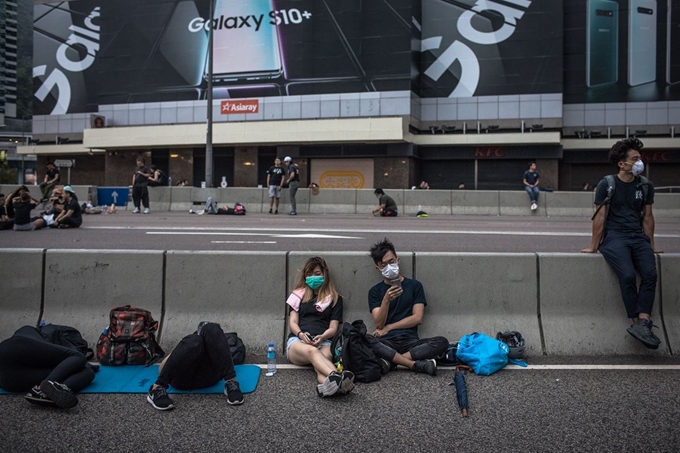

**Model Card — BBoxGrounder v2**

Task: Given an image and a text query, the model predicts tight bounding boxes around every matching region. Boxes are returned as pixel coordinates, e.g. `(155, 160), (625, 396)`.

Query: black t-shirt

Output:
(595, 175), (655, 233)
(523, 170), (539, 185)
(133, 166), (151, 186)
(0, 205), (6, 220)
(63, 198), (83, 224)
(368, 278), (426, 340)
(288, 164), (300, 182)
(288, 295), (343, 338)
(46, 167), (60, 181)
(267, 166), (285, 186)
(13, 201), (37, 225)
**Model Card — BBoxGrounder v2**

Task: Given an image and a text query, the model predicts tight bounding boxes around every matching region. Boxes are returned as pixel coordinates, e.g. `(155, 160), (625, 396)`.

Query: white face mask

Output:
(632, 160), (644, 176)
(380, 263), (400, 280)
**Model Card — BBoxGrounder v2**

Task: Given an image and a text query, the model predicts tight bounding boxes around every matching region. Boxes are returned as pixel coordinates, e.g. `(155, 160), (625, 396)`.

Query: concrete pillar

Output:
(234, 146), (258, 187)
(536, 158), (559, 190)
(105, 150), (150, 186)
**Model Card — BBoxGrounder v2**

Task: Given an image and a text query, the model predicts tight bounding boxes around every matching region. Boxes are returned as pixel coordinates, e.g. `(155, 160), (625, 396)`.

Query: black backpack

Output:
(40, 323), (95, 360)
(225, 332), (246, 365)
(331, 320), (382, 383)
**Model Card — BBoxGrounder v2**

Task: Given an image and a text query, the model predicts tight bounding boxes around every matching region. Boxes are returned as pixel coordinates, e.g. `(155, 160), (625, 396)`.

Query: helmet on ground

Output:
(496, 331), (525, 359)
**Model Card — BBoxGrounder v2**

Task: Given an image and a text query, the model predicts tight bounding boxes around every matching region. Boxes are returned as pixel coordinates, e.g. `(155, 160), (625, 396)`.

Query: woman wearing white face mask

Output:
(286, 256), (354, 398)
(582, 138), (662, 350)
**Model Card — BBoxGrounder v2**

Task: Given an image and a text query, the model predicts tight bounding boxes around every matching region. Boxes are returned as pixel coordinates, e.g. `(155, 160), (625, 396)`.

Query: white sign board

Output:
(53, 159), (74, 168)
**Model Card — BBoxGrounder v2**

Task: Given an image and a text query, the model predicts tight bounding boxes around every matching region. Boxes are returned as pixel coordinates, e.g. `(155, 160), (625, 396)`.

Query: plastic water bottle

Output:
(40, 320), (46, 327)
(103, 326), (109, 335)
(168, 176), (172, 187)
(418, 204), (423, 211)
(266, 342), (277, 376)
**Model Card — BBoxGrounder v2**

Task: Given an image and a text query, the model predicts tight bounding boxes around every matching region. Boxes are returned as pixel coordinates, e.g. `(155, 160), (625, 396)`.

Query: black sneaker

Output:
(414, 359), (438, 376)
(196, 321), (210, 335)
(316, 372), (342, 397)
(339, 370), (355, 395)
(379, 358), (398, 375)
(274, 210), (278, 214)
(40, 380), (78, 409)
(627, 319), (661, 349)
(268, 208), (273, 214)
(147, 385), (175, 411)
(25, 385), (56, 407)
(224, 379), (244, 405)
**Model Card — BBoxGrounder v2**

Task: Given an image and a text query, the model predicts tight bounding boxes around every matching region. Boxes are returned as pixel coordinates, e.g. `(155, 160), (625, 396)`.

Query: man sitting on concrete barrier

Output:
(147, 322), (244, 411)
(367, 238), (448, 375)
(581, 138), (662, 349)
(523, 161), (540, 211)
(372, 188), (398, 217)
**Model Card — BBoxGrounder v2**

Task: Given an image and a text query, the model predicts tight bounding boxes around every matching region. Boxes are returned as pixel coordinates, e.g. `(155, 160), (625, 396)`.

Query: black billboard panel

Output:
(564, 0), (680, 103)
(418, 0), (564, 98)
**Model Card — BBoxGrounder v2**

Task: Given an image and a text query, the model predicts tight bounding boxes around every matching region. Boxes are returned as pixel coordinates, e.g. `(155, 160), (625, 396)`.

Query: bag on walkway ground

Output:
(456, 332), (526, 376)
(331, 320), (382, 383)
(96, 305), (165, 366)
(225, 332), (246, 365)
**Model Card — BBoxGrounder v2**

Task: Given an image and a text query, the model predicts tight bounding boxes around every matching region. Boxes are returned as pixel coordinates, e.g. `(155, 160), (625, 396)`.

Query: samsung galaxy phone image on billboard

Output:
(586, 0), (618, 87)
(628, 0), (657, 86)
(207, 0), (282, 83)
(668, 0), (680, 84)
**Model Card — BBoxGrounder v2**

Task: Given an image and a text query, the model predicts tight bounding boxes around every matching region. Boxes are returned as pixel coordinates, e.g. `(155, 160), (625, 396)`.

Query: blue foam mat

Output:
(0, 364), (261, 395)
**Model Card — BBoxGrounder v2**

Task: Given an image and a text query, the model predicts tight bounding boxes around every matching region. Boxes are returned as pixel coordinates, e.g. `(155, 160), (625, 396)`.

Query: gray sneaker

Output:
(414, 359), (437, 376)
(317, 372), (342, 397)
(338, 370), (355, 395)
(627, 318), (661, 349)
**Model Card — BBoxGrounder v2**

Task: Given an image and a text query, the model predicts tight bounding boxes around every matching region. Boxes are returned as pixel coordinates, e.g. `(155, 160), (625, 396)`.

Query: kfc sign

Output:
(221, 100), (259, 114)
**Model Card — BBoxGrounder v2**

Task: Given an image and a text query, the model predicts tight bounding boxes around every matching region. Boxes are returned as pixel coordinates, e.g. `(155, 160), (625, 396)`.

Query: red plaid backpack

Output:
(96, 305), (165, 366)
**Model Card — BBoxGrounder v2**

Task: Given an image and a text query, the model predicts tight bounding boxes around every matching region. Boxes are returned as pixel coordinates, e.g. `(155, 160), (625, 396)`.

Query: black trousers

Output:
(368, 334), (448, 362)
(59, 217), (82, 228)
(0, 326), (95, 393)
(132, 185), (149, 209)
(156, 323), (236, 390)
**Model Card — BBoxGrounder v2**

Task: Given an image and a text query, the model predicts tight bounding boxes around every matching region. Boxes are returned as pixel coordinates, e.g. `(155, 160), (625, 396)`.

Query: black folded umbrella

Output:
(451, 370), (469, 417)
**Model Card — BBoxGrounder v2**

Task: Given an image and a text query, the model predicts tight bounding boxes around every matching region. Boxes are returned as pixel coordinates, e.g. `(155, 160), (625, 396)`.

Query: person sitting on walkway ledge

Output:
(581, 137), (662, 350)
(367, 238), (448, 375)
(372, 188), (398, 217)
(286, 256), (354, 398)
(147, 322), (244, 411)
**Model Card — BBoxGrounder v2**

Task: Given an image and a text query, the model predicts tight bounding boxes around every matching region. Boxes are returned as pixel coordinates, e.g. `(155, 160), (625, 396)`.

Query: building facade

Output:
(20, 0), (680, 190)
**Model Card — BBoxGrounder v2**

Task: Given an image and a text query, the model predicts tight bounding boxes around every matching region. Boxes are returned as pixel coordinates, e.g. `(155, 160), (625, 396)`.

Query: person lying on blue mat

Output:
(147, 322), (244, 411)
(0, 325), (95, 409)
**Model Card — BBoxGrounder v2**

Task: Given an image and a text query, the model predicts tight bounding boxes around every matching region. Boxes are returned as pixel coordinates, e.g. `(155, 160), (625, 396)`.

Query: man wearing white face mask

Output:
(366, 238), (448, 376)
(582, 138), (662, 349)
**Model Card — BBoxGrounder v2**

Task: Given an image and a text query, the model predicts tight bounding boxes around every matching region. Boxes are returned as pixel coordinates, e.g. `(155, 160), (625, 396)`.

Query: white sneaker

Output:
(143, 208), (150, 214)
(132, 208), (140, 214)
(531, 203), (537, 211)
(197, 209), (205, 215)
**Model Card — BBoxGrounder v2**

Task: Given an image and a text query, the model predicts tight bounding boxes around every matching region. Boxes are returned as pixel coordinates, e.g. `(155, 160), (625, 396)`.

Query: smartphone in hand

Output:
(305, 333), (314, 342)
(390, 278), (402, 288)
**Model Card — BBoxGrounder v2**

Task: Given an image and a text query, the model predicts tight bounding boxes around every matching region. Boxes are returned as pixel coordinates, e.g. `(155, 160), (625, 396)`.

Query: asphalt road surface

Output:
(1, 365), (679, 453)
(2, 212), (680, 253)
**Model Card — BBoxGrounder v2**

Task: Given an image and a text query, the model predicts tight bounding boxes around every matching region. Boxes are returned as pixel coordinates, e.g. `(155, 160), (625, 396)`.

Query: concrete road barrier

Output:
(147, 186), (172, 211)
(0, 249), (43, 340)
(41, 249), (165, 348)
(287, 252), (414, 334)
(404, 190), (451, 215)
(659, 254), (680, 355)
(163, 251), (287, 353)
(545, 191), (595, 217)
(415, 253), (542, 355)
(308, 189), (356, 214)
(451, 190), (500, 215)
(653, 193), (680, 219)
(169, 187), (192, 211)
(500, 191), (547, 216)
(538, 253), (667, 355)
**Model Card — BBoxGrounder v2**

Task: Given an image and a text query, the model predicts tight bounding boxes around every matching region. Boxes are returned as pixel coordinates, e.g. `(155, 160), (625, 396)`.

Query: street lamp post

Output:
(205, 0), (214, 188)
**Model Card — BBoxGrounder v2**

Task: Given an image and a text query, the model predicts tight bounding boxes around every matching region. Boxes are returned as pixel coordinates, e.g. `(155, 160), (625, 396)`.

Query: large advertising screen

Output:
(564, 0), (680, 103)
(33, 0), (565, 116)
(418, 0), (563, 98)
(33, 0), (413, 114)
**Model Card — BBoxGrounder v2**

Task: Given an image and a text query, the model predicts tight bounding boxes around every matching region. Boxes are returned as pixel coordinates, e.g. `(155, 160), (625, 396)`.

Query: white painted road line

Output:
(259, 364), (680, 370)
(87, 226), (680, 238)
(211, 241), (277, 244)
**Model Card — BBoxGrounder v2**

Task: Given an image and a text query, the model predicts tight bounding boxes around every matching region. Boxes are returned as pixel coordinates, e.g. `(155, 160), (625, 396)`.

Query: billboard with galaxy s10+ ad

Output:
(33, 0), (564, 115)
